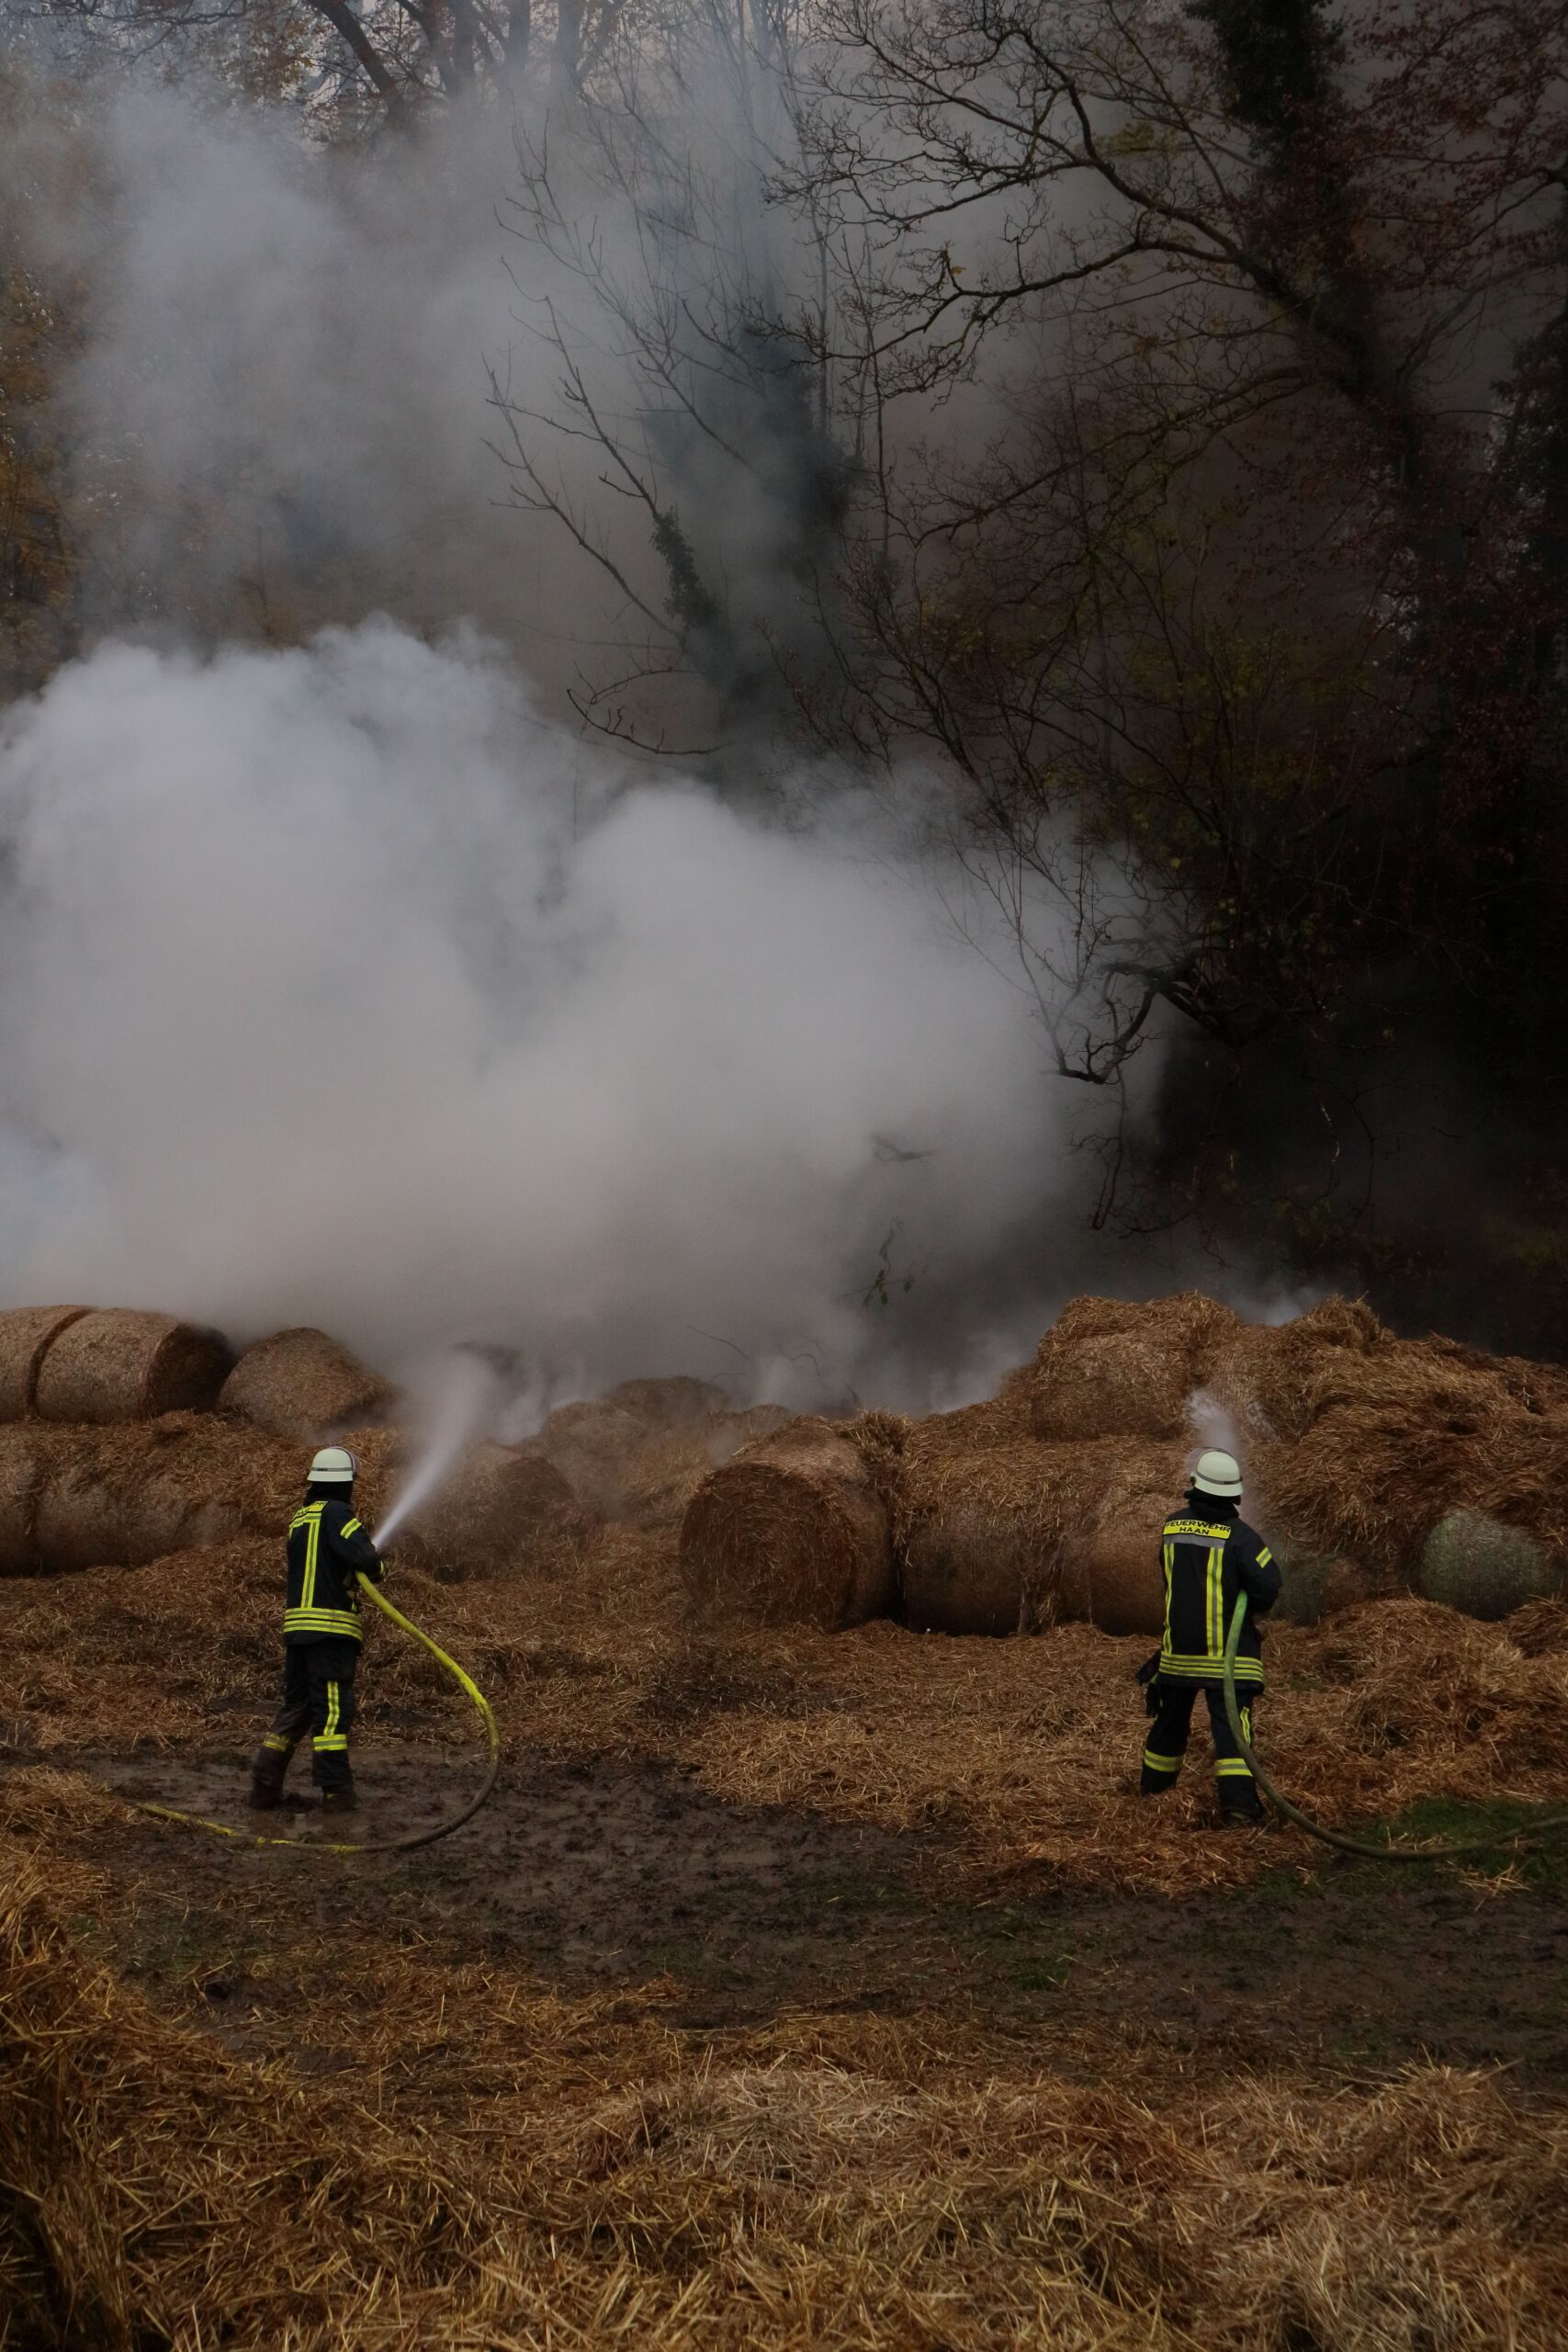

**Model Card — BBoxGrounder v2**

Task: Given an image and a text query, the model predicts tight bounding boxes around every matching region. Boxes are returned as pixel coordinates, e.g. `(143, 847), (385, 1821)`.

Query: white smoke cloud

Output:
(8, 82), (629, 682)
(0, 73), (1293, 1408)
(0, 619), (1116, 1406)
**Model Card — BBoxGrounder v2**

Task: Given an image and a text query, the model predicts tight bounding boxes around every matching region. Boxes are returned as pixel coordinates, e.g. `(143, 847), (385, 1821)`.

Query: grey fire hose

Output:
(1221, 1597), (1568, 1861)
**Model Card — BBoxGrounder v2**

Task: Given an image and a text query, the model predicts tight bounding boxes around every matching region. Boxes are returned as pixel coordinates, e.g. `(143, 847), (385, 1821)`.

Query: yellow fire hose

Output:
(111, 1574), (501, 1858)
(1221, 1597), (1568, 1861)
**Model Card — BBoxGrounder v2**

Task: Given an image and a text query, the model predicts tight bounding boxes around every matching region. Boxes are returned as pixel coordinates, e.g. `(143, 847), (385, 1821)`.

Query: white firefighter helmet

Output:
(1191, 1448), (1243, 1498)
(308, 1445), (358, 1486)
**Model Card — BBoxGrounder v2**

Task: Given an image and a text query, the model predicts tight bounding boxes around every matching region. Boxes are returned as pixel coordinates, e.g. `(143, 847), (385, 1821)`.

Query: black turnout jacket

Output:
(284, 1496), (384, 1645)
(1156, 1506), (1281, 1690)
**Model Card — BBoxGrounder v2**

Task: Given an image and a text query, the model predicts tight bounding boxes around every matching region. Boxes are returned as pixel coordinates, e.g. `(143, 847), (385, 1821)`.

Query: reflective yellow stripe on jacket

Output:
(284, 1504), (364, 1643)
(1159, 1517), (1259, 1680)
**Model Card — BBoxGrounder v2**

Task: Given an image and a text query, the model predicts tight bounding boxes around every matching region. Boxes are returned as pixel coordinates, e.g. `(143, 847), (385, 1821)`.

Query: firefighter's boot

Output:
(248, 1744), (288, 1810)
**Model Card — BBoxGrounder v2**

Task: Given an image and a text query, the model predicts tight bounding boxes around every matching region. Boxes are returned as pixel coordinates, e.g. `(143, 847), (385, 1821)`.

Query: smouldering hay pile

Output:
(671, 1600), (1568, 1894)
(3, 1848), (1567, 2351)
(1211, 1299), (1568, 1586)
(1005, 1291), (1568, 1612)
(0, 1414), (594, 1586)
(4, 1337), (1568, 2346)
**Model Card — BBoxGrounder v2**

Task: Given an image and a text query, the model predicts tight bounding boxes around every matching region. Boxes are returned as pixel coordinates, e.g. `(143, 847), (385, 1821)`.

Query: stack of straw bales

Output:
(680, 1416), (895, 1629)
(536, 1400), (653, 1516)
(891, 1292), (1568, 1636)
(0, 1413), (592, 1582)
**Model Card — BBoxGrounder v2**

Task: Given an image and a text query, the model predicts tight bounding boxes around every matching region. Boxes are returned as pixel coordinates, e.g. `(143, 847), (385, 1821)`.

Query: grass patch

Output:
(1362, 1795), (1568, 1887)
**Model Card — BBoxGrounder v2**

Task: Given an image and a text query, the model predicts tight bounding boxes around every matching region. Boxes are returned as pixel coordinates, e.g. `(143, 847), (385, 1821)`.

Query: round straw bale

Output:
(1205, 1296), (1391, 1441)
(679, 1417), (894, 1630)
(34, 1310), (234, 1424)
(27, 1419), (287, 1572)
(219, 1327), (392, 1442)
(1417, 1509), (1561, 1621)
(898, 1442), (1067, 1634)
(1252, 1538), (1378, 1623)
(1266, 1539), (1338, 1625)
(389, 1442), (596, 1582)
(1030, 1294), (1241, 1442)
(536, 1382), (774, 1520)
(0, 1430), (40, 1573)
(32, 1456), (218, 1571)
(1055, 1441), (1190, 1635)
(1058, 1524), (1165, 1636)
(602, 1375), (729, 1429)
(0, 1306), (87, 1421)
(619, 1405), (796, 1529)
(535, 1399), (649, 1516)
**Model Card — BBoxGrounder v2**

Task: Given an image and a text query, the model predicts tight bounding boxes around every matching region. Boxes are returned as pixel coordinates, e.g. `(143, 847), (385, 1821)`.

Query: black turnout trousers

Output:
(254, 1635), (360, 1794)
(1140, 1680), (1260, 1815)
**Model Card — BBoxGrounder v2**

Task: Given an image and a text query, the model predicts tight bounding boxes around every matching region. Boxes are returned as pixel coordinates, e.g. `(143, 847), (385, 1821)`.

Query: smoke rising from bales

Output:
(0, 620), (1123, 1405)
(0, 74), (1315, 1401)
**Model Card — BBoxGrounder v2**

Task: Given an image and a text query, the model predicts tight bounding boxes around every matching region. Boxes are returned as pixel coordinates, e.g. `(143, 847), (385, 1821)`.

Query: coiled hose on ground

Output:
(1221, 1596), (1568, 1861)
(112, 1572), (501, 1857)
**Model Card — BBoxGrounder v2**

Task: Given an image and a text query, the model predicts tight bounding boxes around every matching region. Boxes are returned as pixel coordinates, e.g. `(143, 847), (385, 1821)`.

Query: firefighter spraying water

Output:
(249, 1446), (384, 1815)
(103, 1398), (504, 1857)
(247, 1361), (497, 1816)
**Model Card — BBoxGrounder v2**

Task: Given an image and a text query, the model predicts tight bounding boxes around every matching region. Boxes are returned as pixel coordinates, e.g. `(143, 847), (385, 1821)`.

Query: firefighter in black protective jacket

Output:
(1138, 1448), (1282, 1825)
(249, 1445), (385, 1814)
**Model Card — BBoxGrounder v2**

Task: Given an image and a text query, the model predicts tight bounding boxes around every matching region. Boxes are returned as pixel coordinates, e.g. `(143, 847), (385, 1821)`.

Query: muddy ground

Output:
(62, 1743), (1568, 2097)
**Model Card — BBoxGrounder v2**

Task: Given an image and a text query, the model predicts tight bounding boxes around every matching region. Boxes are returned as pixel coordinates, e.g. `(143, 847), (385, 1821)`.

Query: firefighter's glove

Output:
(1134, 1649), (1163, 1718)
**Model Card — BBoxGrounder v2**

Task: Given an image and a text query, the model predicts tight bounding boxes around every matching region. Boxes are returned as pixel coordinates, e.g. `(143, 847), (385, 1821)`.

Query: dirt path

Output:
(66, 1741), (1568, 2095)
